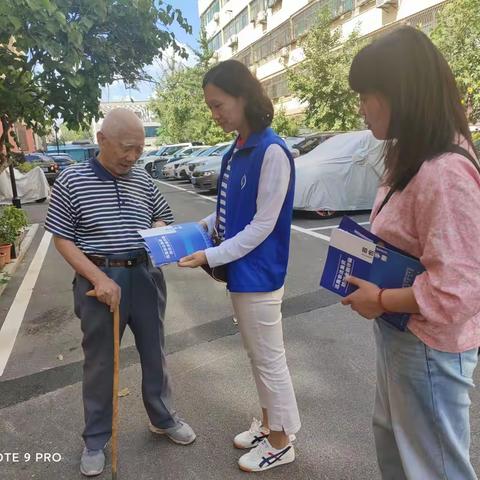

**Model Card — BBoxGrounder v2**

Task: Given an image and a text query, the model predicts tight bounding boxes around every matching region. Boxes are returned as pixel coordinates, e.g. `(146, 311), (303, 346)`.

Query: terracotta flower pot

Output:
(0, 252), (6, 271)
(0, 243), (12, 264)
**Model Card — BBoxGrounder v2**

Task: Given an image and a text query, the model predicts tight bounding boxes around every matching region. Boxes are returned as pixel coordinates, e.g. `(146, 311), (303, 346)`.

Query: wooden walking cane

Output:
(87, 290), (120, 480)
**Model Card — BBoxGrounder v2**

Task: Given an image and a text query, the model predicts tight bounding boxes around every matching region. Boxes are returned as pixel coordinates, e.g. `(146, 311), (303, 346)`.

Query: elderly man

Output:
(45, 108), (195, 477)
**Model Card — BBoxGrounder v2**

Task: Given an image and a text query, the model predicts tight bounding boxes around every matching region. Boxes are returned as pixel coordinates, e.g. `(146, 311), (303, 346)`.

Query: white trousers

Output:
(230, 287), (301, 435)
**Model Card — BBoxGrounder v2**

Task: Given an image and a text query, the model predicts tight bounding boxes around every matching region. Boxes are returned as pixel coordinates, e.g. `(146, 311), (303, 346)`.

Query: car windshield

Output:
(163, 145), (185, 155)
(191, 147), (210, 157)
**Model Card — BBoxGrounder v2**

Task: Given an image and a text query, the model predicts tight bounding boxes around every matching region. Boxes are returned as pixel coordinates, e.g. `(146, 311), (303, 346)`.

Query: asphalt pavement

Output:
(1, 179), (479, 480)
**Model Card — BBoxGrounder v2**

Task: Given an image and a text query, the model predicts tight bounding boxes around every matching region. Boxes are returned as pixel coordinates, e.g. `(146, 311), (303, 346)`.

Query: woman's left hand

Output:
(178, 251), (207, 268)
(341, 276), (384, 320)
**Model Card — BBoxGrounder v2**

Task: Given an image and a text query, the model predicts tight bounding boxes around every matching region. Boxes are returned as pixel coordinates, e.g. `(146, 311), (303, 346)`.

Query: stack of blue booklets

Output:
(320, 217), (425, 330)
(138, 222), (213, 266)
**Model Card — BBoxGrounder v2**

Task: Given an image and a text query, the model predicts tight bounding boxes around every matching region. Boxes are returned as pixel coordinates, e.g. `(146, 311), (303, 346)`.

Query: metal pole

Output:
(8, 163), (21, 209)
(54, 125), (60, 154)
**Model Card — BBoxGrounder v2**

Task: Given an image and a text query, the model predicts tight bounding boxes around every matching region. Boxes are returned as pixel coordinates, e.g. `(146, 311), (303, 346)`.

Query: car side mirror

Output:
(291, 148), (300, 159)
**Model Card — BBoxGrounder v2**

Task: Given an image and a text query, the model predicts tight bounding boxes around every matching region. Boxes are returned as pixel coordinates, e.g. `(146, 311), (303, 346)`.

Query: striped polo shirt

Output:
(45, 157), (173, 254)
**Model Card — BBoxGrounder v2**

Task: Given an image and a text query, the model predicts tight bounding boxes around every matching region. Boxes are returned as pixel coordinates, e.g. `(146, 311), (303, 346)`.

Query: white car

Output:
(161, 145), (209, 179)
(294, 130), (385, 215)
(175, 144), (231, 179)
(187, 143), (232, 179)
(173, 146), (213, 179)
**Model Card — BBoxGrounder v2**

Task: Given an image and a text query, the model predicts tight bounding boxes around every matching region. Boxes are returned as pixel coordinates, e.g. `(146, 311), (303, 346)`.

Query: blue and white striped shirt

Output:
(45, 158), (173, 254)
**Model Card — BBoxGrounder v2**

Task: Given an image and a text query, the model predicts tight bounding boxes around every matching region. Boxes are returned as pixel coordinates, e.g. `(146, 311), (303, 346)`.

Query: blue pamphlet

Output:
(138, 222), (213, 266)
(320, 217), (425, 330)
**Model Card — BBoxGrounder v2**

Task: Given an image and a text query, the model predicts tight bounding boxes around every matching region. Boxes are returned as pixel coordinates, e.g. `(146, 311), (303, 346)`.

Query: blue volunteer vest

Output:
(217, 127), (295, 292)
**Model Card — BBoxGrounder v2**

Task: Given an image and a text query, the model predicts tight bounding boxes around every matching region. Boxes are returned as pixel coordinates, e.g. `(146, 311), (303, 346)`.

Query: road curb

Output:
(0, 223), (39, 298)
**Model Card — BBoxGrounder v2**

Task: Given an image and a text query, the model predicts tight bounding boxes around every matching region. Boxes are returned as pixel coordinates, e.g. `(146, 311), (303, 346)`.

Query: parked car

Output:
(24, 153), (59, 184)
(137, 145), (191, 177)
(474, 138), (480, 154)
(187, 143), (232, 179)
(292, 132), (339, 156)
(0, 166), (50, 204)
(161, 145), (208, 179)
(175, 143), (230, 180)
(47, 153), (76, 171)
(294, 130), (385, 216)
(191, 155), (224, 192)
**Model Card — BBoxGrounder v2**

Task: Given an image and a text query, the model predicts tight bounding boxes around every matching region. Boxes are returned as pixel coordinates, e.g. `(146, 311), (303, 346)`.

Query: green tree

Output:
(59, 125), (93, 143)
(287, 9), (364, 131)
(151, 29), (232, 145)
(430, 0), (480, 123)
(271, 107), (301, 137)
(0, 0), (190, 169)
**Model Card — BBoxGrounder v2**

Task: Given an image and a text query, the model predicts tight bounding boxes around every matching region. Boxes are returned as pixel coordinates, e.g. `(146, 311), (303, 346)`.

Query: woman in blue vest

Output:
(179, 59), (301, 472)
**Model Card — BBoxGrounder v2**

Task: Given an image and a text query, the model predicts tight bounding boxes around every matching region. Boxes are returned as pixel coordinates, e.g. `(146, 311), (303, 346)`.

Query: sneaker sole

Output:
(238, 455), (295, 473)
(80, 466), (104, 477)
(149, 425), (196, 445)
(238, 450), (295, 473)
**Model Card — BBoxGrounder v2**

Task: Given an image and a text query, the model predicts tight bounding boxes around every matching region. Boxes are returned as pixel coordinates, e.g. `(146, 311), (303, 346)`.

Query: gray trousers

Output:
(73, 256), (176, 450)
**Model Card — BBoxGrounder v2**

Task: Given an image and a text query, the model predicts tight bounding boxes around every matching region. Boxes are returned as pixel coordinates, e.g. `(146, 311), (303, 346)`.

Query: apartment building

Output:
(198, 0), (449, 115)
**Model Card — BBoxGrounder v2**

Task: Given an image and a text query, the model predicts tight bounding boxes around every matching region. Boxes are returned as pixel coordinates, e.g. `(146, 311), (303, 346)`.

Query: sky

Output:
(101, 0), (201, 102)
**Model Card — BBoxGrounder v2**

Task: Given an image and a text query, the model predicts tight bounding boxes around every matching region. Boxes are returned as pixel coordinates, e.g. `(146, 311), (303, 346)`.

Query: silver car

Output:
(191, 155), (224, 192)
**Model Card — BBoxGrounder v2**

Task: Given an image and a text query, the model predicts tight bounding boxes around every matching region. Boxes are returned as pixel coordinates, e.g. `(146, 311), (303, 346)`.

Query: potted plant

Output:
(0, 206), (28, 262)
(0, 251), (6, 271)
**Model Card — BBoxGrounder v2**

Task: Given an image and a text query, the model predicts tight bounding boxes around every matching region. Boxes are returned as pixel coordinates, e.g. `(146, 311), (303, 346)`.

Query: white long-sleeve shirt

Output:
(202, 144), (291, 268)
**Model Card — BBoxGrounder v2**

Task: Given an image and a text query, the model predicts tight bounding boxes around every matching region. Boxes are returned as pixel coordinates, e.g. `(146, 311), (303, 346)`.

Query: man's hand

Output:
(178, 251), (208, 268)
(153, 220), (167, 228)
(91, 274), (121, 312)
(341, 276), (383, 320)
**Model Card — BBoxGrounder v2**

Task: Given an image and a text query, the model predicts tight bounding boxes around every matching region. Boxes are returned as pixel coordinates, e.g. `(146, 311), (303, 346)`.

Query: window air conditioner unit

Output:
(257, 10), (267, 24)
(228, 35), (238, 47)
(376, 0), (398, 8)
(280, 46), (289, 60)
(267, 0), (279, 8)
(213, 12), (220, 23)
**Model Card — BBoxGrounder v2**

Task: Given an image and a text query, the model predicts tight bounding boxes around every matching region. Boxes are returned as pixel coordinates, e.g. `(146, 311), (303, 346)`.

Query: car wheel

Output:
(315, 210), (336, 218)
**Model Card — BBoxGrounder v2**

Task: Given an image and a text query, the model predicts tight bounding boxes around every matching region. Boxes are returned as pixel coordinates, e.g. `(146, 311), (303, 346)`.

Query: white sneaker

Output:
(234, 418), (269, 449)
(238, 438), (295, 472)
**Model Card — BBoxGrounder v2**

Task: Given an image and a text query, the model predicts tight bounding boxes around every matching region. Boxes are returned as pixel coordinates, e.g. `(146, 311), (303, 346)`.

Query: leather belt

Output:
(86, 252), (148, 268)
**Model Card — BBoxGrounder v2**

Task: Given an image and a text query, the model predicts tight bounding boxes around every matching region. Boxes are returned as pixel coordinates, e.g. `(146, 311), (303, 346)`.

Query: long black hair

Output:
(349, 26), (473, 191)
(202, 60), (274, 133)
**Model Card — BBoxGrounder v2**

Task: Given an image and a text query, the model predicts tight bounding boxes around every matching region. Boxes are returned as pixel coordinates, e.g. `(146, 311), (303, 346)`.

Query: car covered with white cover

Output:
(294, 130), (385, 213)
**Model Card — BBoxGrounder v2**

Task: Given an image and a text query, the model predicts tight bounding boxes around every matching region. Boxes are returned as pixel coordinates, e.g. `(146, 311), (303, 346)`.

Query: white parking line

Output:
(309, 221), (370, 231)
(0, 231), (52, 376)
(155, 179), (335, 243)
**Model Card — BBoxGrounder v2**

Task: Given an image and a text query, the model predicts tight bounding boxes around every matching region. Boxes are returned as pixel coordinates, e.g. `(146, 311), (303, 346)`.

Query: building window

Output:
(144, 126), (159, 138)
(292, 2), (322, 40)
(252, 21), (291, 63)
(223, 7), (249, 42)
(201, 0), (220, 28)
(262, 73), (290, 101)
(329, 0), (354, 19)
(249, 0), (268, 20)
(208, 31), (223, 52)
(234, 49), (252, 67)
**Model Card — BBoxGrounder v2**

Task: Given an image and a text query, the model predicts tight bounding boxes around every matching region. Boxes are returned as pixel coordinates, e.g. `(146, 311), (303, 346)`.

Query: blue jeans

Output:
(373, 318), (478, 480)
